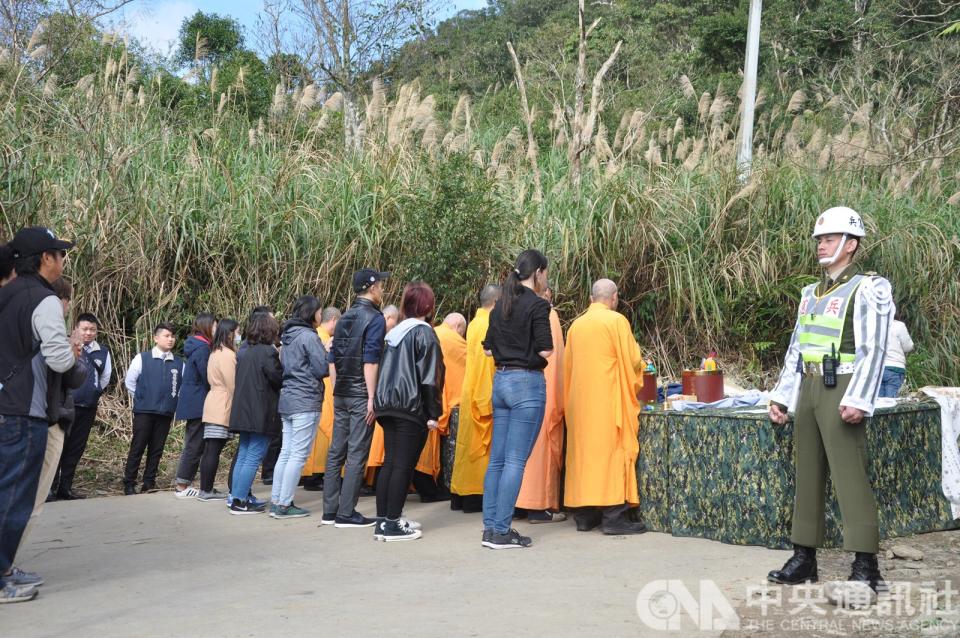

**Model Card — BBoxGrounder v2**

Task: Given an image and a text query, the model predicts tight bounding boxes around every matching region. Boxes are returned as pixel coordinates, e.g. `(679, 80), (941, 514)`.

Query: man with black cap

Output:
(0, 227), (79, 603)
(323, 268), (390, 528)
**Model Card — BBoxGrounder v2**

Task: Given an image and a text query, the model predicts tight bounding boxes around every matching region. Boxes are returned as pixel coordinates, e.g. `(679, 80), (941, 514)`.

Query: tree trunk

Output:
(569, 0), (588, 190)
(854, 0), (871, 52)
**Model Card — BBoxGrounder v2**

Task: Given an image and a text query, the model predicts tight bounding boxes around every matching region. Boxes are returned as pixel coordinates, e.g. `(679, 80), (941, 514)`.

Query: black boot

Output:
(768, 544), (818, 584)
(574, 508), (602, 532)
(849, 552), (886, 595)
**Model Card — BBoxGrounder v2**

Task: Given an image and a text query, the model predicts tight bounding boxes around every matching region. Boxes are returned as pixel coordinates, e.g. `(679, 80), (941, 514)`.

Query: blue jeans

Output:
(0, 416), (48, 577)
(271, 411), (320, 506)
(878, 367), (906, 398)
(230, 432), (272, 503)
(482, 370), (546, 534)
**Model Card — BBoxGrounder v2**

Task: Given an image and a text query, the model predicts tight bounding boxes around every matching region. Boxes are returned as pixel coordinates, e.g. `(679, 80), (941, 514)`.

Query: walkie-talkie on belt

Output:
(822, 343), (838, 388)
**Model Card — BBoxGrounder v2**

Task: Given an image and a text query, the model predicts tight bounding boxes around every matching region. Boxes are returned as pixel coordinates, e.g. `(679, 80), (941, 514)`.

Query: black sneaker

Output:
(141, 483), (158, 493)
(229, 499), (266, 515)
(377, 518), (421, 542)
(484, 528), (532, 549)
(334, 511), (376, 528)
(481, 528), (494, 547)
(320, 513), (337, 526)
(123, 484), (137, 496)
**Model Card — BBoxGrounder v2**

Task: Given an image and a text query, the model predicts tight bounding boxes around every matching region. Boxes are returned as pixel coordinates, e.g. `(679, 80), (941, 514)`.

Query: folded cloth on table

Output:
(669, 391), (769, 412)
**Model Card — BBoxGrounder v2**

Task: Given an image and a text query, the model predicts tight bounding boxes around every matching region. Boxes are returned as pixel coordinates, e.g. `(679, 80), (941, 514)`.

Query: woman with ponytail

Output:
(480, 249), (554, 550)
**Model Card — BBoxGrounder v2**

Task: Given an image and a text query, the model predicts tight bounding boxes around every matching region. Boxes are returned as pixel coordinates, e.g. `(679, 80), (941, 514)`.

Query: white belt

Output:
(803, 361), (855, 376)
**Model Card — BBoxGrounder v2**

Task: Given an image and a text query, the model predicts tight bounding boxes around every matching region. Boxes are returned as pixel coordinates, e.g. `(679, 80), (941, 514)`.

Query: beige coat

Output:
(202, 347), (236, 427)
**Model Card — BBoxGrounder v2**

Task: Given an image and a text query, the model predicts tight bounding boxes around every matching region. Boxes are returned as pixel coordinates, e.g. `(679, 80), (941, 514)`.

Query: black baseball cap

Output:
(352, 268), (390, 293)
(9, 226), (74, 259)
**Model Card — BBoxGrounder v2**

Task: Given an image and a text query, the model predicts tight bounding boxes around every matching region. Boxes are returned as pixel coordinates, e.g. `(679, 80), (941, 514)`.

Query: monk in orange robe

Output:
(301, 307), (340, 490)
(563, 279), (647, 535)
(412, 313), (467, 501)
(450, 285), (500, 513)
(516, 294), (566, 522)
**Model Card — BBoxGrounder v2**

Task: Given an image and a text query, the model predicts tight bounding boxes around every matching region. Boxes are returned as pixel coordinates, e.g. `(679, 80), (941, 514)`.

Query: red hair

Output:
(400, 281), (436, 321)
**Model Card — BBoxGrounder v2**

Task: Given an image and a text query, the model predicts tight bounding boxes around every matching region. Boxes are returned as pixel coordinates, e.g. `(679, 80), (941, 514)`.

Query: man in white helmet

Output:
(766, 206), (894, 607)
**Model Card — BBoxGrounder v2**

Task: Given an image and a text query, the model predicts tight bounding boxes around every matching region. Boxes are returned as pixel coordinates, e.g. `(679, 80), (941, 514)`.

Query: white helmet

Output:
(811, 206), (866, 238)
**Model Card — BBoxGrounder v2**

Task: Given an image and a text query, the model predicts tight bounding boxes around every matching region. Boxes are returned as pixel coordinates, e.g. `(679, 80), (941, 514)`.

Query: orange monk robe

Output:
(301, 326), (335, 476)
(449, 307), (495, 496)
(563, 303), (645, 508)
(416, 323), (467, 478)
(516, 308), (565, 510)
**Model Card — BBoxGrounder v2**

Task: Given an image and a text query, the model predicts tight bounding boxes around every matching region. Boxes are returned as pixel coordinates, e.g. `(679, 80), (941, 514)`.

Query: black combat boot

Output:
(767, 544), (818, 584)
(848, 552), (887, 595)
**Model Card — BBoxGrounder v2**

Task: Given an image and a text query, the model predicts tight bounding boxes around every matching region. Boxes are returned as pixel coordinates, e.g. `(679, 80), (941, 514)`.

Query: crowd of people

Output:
(0, 207), (912, 607)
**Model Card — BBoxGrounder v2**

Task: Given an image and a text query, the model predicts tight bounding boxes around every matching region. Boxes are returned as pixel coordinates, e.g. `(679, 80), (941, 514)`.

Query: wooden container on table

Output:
(693, 370), (724, 403)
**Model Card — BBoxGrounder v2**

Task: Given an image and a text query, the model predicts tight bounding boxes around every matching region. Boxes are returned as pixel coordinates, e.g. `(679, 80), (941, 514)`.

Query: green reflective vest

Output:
(797, 274), (864, 364)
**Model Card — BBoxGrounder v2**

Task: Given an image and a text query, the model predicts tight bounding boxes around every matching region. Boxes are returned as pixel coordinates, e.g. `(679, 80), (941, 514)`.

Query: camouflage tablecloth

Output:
(637, 399), (959, 549)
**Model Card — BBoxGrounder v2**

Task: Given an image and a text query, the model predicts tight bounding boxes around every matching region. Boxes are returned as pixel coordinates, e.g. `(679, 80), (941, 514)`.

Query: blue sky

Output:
(110, 0), (488, 57)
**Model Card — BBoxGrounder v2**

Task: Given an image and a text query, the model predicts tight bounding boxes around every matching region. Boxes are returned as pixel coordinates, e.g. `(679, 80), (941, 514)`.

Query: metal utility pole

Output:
(737, 0), (762, 183)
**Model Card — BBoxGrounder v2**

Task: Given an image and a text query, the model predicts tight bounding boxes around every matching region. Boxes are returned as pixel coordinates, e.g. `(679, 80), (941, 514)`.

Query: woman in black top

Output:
(373, 282), (445, 541)
(480, 249), (554, 549)
(227, 313), (283, 515)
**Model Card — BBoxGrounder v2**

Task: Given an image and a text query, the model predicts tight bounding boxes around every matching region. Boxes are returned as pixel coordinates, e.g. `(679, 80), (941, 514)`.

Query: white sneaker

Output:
(175, 486), (200, 499)
(400, 518), (421, 531)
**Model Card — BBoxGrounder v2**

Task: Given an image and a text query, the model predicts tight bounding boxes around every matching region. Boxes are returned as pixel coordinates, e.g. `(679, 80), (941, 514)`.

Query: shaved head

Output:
(443, 312), (467, 338)
(383, 304), (400, 330)
(480, 284), (501, 309)
(591, 279), (618, 309)
(320, 307), (341, 324)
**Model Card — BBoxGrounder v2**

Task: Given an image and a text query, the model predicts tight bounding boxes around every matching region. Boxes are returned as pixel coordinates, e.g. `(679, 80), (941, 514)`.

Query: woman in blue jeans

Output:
(270, 295), (329, 519)
(480, 249), (554, 549)
(227, 313), (283, 515)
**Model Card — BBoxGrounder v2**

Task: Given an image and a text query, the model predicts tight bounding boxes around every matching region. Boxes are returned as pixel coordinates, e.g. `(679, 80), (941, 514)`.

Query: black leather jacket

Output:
(374, 324), (444, 423)
(333, 298), (383, 397)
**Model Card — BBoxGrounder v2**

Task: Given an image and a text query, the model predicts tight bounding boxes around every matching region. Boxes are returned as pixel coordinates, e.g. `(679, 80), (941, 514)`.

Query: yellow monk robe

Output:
(563, 303), (644, 507)
(516, 308), (565, 510)
(449, 307), (496, 496)
(301, 326), (335, 476)
(416, 323), (467, 478)
(364, 423), (385, 485)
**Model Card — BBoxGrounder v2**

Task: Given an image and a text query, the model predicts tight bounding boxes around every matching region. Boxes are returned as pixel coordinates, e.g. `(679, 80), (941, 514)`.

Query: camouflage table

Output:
(637, 399), (958, 549)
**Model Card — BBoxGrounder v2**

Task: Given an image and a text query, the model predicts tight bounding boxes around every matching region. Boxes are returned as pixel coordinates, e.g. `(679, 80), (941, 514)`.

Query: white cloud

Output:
(112, 0), (198, 56)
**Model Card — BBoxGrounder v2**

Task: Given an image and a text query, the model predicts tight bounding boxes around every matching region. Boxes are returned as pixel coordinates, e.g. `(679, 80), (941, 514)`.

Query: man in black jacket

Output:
(323, 268), (389, 528)
(0, 227), (77, 604)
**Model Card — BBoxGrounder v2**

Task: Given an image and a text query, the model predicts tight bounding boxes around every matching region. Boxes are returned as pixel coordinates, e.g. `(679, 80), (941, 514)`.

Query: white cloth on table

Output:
(920, 387), (960, 520)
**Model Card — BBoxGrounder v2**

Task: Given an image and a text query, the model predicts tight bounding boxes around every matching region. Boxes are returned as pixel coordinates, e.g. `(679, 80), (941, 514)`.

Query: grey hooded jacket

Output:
(278, 320), (330, 416)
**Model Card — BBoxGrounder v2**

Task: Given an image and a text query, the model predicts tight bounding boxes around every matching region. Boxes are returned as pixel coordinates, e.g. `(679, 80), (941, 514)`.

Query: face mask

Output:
(818, 234), (848, 267)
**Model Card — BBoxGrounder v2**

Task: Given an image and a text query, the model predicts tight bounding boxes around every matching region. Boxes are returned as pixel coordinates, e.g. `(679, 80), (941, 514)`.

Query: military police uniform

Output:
(767, 207), (894, 599)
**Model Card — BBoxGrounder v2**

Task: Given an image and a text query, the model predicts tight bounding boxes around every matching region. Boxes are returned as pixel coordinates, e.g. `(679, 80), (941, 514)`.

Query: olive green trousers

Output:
(790, 374), (880, 553)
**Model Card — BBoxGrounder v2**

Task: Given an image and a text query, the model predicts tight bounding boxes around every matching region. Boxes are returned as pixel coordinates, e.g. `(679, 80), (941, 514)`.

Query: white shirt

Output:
(883, 320), (914, 369)
(124, 347), (179, 396)
(85, 341), (112, 392)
